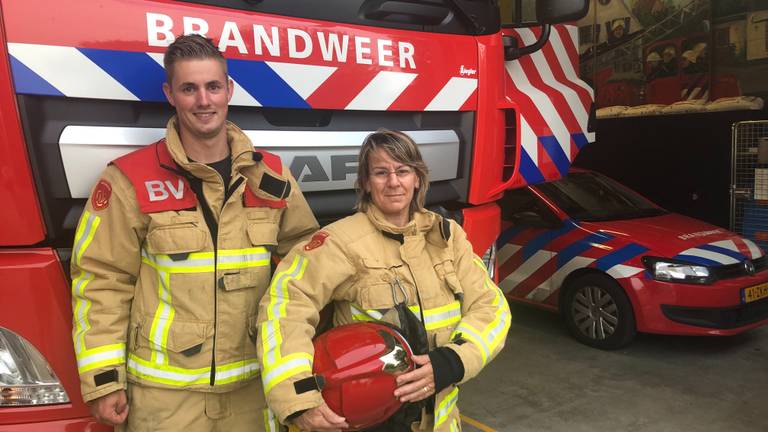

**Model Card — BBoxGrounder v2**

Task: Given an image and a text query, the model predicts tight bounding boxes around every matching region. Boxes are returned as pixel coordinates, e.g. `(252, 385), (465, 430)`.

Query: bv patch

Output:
(304, 231), (329, 251)
(92, 179), (112, 211)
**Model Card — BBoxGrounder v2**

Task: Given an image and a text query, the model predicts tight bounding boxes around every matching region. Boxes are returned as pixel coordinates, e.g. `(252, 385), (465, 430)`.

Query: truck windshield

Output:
(536, 172), (668, 222)
(181, 0), (500, 35)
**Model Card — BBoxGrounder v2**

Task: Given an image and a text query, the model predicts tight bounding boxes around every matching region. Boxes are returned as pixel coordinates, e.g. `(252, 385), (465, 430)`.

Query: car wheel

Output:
(562, 273), (636, 350)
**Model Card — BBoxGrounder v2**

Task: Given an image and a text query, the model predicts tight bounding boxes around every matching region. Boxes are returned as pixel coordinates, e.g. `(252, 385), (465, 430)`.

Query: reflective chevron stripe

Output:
(8, 43), (476, 111)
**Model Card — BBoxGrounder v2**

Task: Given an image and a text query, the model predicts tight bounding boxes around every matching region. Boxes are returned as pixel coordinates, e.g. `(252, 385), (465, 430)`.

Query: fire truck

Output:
(0, 0), (592, 429)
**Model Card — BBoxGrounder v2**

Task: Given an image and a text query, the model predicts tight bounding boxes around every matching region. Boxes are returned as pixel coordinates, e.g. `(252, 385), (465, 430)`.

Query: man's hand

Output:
(393, 354), (435, 403)
(89, 389), (129, 426)
(292, 401), (349, 431)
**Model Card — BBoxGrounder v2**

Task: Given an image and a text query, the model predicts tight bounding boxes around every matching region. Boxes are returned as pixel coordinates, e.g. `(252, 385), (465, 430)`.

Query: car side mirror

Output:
(537, 0), (589, 24)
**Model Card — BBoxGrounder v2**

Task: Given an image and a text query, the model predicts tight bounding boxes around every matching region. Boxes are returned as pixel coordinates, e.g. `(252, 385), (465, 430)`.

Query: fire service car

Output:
(497, 169), (768, 349)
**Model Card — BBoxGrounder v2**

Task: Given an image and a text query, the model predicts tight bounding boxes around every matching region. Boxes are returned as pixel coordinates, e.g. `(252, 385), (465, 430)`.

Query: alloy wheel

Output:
(570, 284), (619, 340)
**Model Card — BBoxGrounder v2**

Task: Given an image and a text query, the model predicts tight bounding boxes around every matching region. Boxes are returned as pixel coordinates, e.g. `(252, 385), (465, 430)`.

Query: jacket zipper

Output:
(208, 173), (244, 385)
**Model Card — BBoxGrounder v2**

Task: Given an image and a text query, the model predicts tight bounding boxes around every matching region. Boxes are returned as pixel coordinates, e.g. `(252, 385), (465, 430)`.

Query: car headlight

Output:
(642, 256), (711, 284)
(0, 327), (69, 406)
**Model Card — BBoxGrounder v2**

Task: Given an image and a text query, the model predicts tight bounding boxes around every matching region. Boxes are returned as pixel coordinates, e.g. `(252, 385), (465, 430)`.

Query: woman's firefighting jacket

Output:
(257, 206), (511, 431)
(71, 118), (318, 403)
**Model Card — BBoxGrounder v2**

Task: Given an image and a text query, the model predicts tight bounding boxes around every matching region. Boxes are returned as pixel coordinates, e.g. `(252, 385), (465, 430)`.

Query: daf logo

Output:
(744, 259), (756, 276)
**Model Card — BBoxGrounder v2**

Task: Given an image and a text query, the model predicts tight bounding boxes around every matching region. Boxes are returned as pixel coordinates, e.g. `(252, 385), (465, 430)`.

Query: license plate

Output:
(743, 282), (768, 303)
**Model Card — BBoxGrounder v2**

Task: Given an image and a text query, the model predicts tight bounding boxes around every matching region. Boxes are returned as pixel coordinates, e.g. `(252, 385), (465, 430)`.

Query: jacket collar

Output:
(365, 206), (448, 248)
(163, 116), (256, 178)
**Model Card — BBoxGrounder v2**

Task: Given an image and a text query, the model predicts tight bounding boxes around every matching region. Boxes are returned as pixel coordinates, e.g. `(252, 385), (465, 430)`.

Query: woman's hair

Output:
(355, 129), (429, 213)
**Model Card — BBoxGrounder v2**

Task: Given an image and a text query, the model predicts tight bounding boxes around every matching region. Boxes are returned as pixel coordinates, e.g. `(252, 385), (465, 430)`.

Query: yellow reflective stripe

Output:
(261, 255), (309, 393)
(76, 343), (125, 373)
(149, 271), (173, 364)
(452, 322), (489, 365)
(215, 359), (261, 385)
(452, 257), (511, 362)
(450, 418), (460, 432)
(264, 407), (282, 432)
(72, 272), (95, 354)
(409, 301), (462, 331)
(73, 210), (101, 266)
(473, 257), (511, 357)
(434, 387), (459, 429)
(353, 302), (460, 331)
(218, 247), (271, 270)
(483, 285), (511, 357)
(71, 211), (101, 355)
(351, 304), (382, 321)
(127, 354), (259, 386)
(141, 247), (270, 274)
(262, 352), (313, 394)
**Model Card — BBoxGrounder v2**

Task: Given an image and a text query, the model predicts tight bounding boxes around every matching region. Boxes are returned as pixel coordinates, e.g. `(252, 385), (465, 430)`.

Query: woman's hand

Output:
(292, 401), (349, 431)
(393, 354), (435, 403)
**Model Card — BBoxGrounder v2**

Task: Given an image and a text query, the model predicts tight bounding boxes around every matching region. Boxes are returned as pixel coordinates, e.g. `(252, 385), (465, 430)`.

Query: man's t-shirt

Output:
(207, 155), (232, 189)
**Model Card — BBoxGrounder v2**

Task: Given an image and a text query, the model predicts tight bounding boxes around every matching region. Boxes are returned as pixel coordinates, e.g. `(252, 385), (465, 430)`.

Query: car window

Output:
(500, 187), (561, 228)
(536, 172), (667, 222)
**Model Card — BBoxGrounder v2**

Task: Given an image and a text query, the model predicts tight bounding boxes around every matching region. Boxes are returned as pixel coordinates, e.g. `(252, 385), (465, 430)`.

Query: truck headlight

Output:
(0, 327), (69, 406)
(642, 257), (711, 284)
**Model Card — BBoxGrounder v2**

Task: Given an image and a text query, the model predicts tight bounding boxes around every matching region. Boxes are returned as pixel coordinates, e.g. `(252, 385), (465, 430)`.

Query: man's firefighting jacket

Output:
(256, 206), (511, 431)
(71, 118), (318, 403)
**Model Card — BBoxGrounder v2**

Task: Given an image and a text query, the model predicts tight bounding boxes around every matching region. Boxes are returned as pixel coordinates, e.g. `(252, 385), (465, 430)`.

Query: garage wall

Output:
(574, 108), (768, 229)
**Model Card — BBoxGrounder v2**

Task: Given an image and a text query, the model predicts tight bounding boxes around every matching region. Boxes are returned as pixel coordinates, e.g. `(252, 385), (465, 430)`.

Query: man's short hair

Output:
(163, 34), (227, 84)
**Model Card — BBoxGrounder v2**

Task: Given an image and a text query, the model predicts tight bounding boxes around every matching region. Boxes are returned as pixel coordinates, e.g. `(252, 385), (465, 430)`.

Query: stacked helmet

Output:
(312, 322), (414, 430)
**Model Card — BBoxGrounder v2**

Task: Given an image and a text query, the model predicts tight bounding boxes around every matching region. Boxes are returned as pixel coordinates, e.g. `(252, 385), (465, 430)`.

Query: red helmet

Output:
(312, 322), (415, 430)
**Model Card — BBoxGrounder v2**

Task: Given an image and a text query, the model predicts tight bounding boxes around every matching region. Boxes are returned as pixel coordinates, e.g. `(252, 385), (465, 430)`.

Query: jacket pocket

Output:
(358, 257), (402, 310)
(221, 221), (278, 294)
(137, 316), (213, 358)
(146, 223), (207, 256)
(435, 259), (464, 300)
(246, 221), (279, 249)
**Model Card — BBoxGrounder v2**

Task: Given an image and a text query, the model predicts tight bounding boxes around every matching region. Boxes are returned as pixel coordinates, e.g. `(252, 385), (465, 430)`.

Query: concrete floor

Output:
(459, 303), (768, 432)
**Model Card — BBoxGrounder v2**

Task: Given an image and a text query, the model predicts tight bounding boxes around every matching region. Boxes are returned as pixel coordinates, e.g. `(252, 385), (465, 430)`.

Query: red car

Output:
(497, 169), (768, 349)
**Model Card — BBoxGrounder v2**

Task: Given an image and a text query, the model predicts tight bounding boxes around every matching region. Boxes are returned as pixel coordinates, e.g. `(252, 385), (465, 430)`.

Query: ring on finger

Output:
(423, 386), (429, 393)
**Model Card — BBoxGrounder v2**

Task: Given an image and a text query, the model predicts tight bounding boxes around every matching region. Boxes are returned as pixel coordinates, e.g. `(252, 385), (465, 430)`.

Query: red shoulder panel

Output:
(256, 148), (283, 175)
(243, 185), (286, 209)
(112, 141), (197, 213)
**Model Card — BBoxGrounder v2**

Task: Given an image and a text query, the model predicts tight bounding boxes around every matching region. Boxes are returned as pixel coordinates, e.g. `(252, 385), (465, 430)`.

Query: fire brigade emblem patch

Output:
(304, 231), (329, 251)
(92, 179), (112, 211)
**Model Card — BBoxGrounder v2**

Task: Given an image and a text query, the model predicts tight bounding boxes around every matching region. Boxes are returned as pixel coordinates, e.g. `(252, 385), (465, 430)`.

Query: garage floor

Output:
(458, 304), (768, 432)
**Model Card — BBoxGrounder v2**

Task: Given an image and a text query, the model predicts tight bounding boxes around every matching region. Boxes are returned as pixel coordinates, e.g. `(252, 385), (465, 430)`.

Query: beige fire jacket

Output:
(257, 207), (511, 431)
(71, 118), (318, 403)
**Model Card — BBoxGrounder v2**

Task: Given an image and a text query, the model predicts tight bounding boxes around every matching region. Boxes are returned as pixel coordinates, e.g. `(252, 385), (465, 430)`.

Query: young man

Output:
(71, 34), (318, 431)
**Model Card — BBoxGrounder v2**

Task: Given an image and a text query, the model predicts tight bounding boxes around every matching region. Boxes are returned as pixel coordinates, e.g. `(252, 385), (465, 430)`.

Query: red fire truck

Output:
(0, 0), (592, 429)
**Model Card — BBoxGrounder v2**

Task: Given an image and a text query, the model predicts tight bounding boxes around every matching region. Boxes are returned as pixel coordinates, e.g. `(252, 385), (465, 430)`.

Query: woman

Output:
(256, 129), (511, 431)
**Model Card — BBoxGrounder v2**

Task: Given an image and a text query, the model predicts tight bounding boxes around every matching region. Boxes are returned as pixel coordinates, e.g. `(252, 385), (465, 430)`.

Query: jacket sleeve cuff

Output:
(442, 342), (482, 384)
(276, 394), (325, 424)
(80, 366), (127, 403)
(428, 347), (465, 393)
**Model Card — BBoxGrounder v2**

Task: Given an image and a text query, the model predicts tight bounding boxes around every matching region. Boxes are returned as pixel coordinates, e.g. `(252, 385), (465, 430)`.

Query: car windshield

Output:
(536, 172), (668, 222)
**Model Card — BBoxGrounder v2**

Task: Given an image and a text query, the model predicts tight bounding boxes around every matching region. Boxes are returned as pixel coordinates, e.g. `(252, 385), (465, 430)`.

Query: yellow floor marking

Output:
(461, 414), (497, 431)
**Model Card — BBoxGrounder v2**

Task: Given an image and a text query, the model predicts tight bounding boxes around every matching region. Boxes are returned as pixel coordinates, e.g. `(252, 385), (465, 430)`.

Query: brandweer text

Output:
(146, 13), (417, 69)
